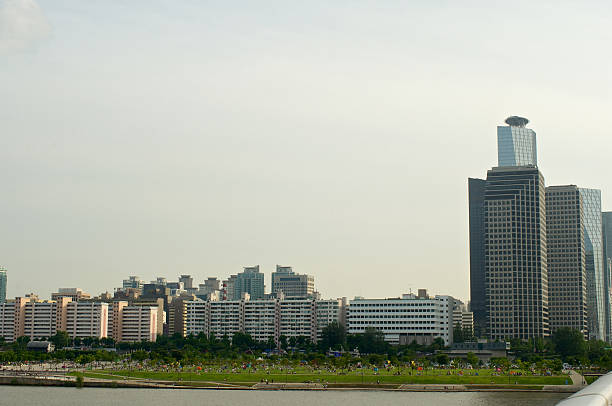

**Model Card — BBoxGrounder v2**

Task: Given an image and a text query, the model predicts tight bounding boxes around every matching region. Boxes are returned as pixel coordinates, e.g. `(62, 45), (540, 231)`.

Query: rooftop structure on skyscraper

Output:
(497, 116), (537, 167)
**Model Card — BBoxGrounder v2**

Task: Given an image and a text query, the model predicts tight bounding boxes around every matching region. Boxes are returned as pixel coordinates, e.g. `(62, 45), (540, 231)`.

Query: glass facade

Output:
(497, 125), (537, 167)
(0, 269), (6, 303)
(468, 178), (487, 336)
(484, 166), (549, 340)
(579, 188), (606, 341)
(602, 212), (612, 342)
(545, 186), (587, 336)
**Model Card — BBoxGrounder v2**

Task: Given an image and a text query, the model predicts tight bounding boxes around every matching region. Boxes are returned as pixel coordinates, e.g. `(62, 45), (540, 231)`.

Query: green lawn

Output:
(86, 368), (566, 386)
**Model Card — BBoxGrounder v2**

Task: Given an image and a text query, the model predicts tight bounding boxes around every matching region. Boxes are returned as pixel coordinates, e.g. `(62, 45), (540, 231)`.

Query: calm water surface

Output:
(0, 387), (569, 406)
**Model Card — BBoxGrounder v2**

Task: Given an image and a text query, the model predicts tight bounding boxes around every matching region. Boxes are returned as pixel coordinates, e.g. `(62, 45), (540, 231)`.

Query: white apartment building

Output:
(244, 300), (278, 343)
(22, 300), (59, 340)
(347, 294), (454, 346)
(0, 302), (15, 342)
(209, 300), (243, 339)
(64, 302), (108, 339)
(279, 299), (316, 342)
(185, 300), (208, 336)
(185, 298), (345, 344)
(316, 298), (346, 340)
(119, 306), (158, 342)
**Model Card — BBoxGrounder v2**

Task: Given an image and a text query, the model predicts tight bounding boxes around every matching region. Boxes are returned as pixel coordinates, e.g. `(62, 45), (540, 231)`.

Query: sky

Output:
(1, 0), (610, 302)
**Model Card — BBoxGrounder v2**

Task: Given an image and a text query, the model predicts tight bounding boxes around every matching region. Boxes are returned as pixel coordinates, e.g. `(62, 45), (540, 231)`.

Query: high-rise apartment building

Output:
(484, 166), (549, 340)
(497, 116), (537, 167)
(603, 212), (612, 342)
(235, 266), (265, 300)
(546, 186), (587, 336)
(185, 297), (345, 344)
(0, 269), (6, 304)
(271, 265), (315, 298)
(579, 188), (606, 340)
(468, 178), (486, 336)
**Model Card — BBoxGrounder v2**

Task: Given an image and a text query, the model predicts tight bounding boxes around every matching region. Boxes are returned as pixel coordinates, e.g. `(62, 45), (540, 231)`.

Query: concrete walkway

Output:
(569, 371), (585, 386)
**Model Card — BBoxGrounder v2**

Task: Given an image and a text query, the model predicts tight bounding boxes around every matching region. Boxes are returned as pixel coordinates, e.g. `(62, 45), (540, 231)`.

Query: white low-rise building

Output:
(347, 294), (454, 346)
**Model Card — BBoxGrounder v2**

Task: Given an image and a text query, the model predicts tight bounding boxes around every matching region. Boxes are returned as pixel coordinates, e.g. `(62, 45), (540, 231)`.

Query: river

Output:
(0, 387), (569, 405)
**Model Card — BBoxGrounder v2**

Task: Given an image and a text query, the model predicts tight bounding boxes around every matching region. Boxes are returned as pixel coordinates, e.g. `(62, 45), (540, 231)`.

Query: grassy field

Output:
(81, 368), (567, 386)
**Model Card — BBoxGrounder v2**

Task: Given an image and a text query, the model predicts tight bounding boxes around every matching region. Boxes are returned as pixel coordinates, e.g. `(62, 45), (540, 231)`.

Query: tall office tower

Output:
(271, 265), (315, 298)
(179, 275), (194, 290)
(0, 269), (6, 304)
(468, 178), (487, 337)
(497, 116), (537, 167)
(545, 186), (588, 336)
(603, 212), (612, 342)
(579, 188), (606, 340)
(484, 166), (549, 340)
(235, 266), (265, 300)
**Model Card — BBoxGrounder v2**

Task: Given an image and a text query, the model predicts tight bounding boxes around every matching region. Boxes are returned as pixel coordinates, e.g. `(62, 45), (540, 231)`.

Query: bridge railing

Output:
(557, 372), (612, 406)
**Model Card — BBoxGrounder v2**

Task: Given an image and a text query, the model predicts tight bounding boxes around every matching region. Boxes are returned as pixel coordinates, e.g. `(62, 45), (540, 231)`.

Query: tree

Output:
(279, 335), (288, 351)
(319, 322), (346, 351)
(552, 328), (586, 359)
(231, 332), (255, 351)
(15, 336), (30, 350)
(436, 353), (450, 365)
(466, 352), (479, 367)
(50, 331), (71, 349)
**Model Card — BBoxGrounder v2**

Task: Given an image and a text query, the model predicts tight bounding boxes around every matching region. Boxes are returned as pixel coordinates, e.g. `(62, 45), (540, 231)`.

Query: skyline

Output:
(2, 0), (611, 302)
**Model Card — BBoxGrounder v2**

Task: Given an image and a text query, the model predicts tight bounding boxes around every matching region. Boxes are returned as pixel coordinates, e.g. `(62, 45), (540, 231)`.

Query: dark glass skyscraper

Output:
(484, 166), (549, 340)
(468, 178), (486, 336)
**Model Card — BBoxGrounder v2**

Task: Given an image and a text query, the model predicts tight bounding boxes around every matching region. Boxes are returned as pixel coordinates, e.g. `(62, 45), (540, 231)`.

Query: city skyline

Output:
(2, 1), (611, 303)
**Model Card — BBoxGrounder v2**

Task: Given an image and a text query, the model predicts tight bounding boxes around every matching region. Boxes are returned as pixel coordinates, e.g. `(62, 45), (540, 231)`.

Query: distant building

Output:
(234, 266), (265, 300)
(51, 288), (91, 302)
(0, 269), (6, 304)
(347, 293), (455, 346)
(179, 275), (194, 290)
(0, 301), (15, 342)
(222, 275), (237, 301)
(63, 301), (109, 339)
(122, 276), (143, 291)
(271, 265), (315, 298)
(108, 302), (159, 342)
(185, 297), (345, 344)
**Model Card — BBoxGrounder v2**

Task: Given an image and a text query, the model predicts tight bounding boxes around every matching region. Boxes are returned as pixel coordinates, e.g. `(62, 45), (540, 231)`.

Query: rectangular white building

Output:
(64, 302), (109, 339)
(347, 294), (454, 346)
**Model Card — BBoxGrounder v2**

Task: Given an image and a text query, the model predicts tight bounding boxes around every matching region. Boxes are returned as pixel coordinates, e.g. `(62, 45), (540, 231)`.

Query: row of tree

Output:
(1, 325), (610, 369)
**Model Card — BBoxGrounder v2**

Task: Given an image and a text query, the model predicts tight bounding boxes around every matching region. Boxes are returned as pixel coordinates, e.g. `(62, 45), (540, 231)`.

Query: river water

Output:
(0, 387), (569, 405)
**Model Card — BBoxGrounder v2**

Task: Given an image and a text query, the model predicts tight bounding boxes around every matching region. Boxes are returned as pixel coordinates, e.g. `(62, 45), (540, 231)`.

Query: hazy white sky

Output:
(1, 0), (610, 302)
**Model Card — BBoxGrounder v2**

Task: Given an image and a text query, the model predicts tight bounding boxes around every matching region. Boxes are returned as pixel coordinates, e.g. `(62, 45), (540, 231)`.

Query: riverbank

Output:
(0, 373), (583, 393)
